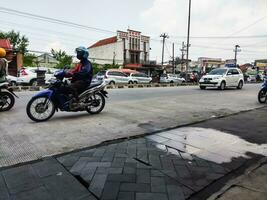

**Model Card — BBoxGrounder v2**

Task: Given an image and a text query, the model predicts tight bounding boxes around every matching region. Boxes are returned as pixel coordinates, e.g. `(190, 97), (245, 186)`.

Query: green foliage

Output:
(0, 30), (29, 54)
(91, 63), (121, 75)
(51, 49), (73, 69)
(23, 53), (37, 67)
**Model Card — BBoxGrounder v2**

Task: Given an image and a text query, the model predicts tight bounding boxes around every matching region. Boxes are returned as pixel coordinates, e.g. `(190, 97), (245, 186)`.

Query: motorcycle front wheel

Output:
(86, 93), (105, 114)
(26, 97), (55, 122)
(258, 88), (267, 103)
(0, 91), (15, 112)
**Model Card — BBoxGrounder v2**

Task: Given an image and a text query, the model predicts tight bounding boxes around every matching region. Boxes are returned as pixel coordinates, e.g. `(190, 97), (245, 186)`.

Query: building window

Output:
(130, 52), (140, 63)
(144, 52), (147, 62)
(143, 42), (146, 52)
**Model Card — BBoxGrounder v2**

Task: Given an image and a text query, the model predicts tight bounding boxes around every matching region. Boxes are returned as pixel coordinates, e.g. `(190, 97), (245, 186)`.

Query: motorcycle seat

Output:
(87, 82), (102, 89)
(0, 82), (9, 87)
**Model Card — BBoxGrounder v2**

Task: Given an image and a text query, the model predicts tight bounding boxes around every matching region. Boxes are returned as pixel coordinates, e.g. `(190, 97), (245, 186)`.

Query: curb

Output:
(10, 83), (198, 92)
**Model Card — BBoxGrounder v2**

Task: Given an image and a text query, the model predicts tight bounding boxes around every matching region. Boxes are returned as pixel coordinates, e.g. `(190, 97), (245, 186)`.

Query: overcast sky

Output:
(0, 0), (266, 64)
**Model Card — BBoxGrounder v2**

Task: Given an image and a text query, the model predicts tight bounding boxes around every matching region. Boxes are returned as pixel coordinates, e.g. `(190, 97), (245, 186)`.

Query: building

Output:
(255, 59), (267, 71)
(0, 39), (23, 76)
(198, 57), (224, 73)
(89, 29), (152, 73)
(36, 53), (58, 68)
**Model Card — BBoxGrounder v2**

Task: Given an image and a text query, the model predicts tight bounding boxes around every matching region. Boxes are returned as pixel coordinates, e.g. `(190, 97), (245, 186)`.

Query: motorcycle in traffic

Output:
(258, 75), (267, 104)
(26, 69), (108, 122)
(0, 82), (18, 112)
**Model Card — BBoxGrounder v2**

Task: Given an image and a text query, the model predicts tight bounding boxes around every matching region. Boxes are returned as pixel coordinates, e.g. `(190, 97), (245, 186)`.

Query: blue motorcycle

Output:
(26, 70), (108, 122)
(258, 75), (267, 103)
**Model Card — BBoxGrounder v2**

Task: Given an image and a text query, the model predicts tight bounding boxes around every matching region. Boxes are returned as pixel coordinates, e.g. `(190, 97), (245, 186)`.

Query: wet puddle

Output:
(147, 127), (267, 163)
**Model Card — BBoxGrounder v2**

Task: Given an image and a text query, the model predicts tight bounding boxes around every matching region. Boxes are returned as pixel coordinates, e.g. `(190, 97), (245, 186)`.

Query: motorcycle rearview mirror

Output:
(63, 65), (71, 70)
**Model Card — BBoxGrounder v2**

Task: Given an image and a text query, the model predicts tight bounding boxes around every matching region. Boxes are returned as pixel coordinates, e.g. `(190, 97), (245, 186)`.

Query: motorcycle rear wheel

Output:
(0, 91), (15, 112)
(86, 93), (105, 114)
(27, 96), (55, 122)
(258, 88), (267, 103)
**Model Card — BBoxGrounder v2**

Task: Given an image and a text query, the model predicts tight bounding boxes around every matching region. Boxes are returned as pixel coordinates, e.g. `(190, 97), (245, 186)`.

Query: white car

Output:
(6, 75), (18, 86)
(127, 73), (152, 84)
(96, 70), (132, 85)
(199, 68), (244, 90)
(160, 74), (185, 84)
(17, 67), (57, 86)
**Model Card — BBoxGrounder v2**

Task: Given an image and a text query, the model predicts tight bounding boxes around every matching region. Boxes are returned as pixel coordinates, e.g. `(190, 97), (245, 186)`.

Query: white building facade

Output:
(88, 29), (150, 66)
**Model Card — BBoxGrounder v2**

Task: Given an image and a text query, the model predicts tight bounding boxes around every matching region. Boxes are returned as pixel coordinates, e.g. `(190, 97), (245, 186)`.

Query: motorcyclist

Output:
(66, 46), (93, 100)
(0, 48), (8, 83)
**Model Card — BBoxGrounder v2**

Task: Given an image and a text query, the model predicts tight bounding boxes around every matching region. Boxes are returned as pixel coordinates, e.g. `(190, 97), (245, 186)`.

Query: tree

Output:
(51, 49), (73, 68)
(0, 30), (29, 54)
(23, 53), (37, 67)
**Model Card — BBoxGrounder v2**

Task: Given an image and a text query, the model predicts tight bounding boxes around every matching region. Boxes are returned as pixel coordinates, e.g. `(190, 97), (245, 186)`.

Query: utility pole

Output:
(234, 45), (241, 67)
(172, 43), (175, 74)
(180, 42), (186, 72)
(186, 0), (192, 76)
(160, 33), (169, 70)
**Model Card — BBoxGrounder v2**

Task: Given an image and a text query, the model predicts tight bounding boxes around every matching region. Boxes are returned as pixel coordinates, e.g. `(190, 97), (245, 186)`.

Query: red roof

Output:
(125, 63), (142, 68)
(0, 39), (12, 50)
(89, 36), (117, 48)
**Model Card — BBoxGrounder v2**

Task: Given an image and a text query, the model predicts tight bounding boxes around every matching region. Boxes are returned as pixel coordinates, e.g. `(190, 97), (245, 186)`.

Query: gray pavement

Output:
(208, 158), (267, 200)
(0, 84), (263, 167)
(1, 107), (266, 200)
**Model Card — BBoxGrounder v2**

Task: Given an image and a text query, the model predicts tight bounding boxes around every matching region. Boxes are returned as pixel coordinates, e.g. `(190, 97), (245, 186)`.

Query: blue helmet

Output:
(75, 46), (89, 59)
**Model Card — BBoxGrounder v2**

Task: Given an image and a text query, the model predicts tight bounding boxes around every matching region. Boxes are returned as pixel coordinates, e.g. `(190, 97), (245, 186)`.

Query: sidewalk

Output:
(0, 107), (266, 200)
(208, 158), (267, 200)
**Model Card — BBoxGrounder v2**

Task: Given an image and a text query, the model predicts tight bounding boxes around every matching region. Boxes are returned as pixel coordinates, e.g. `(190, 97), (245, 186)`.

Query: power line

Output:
(227, 16), (267, 37)
(0, 6), (115, 34)
(169, 34), (267, 39)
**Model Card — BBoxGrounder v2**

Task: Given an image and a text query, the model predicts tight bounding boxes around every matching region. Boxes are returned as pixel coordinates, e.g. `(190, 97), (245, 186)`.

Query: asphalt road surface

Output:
(0, 84), (264, 167)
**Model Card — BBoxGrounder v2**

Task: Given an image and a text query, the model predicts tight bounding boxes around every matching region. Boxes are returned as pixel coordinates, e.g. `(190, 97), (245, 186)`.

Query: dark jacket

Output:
(69, 59), (93, 83)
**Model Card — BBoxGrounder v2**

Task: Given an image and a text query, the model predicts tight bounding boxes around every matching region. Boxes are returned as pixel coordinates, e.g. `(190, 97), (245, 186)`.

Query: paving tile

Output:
(151, 177), (166, 192)
(70, 157), (90, 175)
(2, 165), (41, 194)
(101, 181), (120, 200)
(57, 154), (80, 169)
(0, 174), (10, 200)
(120, 183), (150, 192)
(93, 148), (106, 157)
(111, 157), (126, 168)
(136, 193), (168, 200)
(137, 169), (150, 184)
(167, 185), (185, 200)
(123, 166), (136, 174)
(89, 174), (107, 197)
(32, 158), (65, 178)
(80, 166), (97, 182)
(107, 174), (136, 182)
(95, 167), (123, 175)
(42, 173), (90, 200)
(174, 165), (191, 179)
(160, 157), (175, 170)
(151, 169), (164, 177)
(149, 155), (162, 169)
(146, 135), (170, 143)
(101, 151), (115, 162)
(10, 186), (52, 200)
(117, 192), (135, 200)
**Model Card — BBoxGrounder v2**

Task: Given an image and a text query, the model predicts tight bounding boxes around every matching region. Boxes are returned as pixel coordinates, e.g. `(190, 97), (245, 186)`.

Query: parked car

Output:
(160, 74), (185, 84)
(247, 75), (256, 82)
(95, 70), (132, 85)
(17, 67), (57, 86)
(199, 68), (244, 90)
(127, 73), (152, 84)
(6, 75), (18, 86)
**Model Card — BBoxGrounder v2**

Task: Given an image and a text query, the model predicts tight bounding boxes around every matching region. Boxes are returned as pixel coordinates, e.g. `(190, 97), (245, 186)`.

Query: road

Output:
(0, 84), (264, 167)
